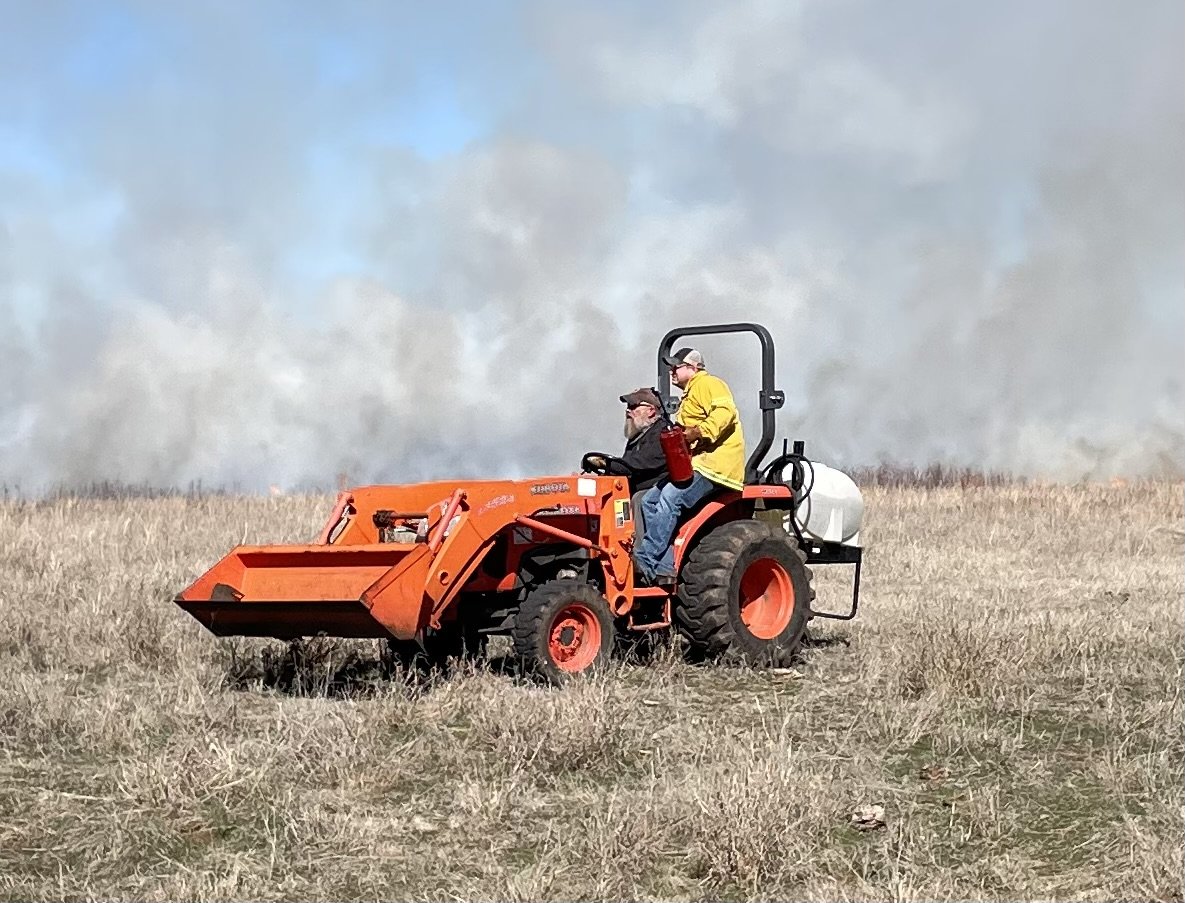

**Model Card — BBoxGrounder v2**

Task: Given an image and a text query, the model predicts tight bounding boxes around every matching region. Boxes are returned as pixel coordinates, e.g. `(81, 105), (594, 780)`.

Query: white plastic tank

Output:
(780, 461), (864, 547)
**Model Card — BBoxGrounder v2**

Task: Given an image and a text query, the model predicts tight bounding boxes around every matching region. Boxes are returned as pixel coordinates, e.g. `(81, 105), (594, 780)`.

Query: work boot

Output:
(632, 553), (654, 587)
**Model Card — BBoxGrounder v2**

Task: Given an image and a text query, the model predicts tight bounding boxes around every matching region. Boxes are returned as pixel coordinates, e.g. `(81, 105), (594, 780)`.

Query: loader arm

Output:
(362, 497), (506, 634)
(174, 476), (637, 642)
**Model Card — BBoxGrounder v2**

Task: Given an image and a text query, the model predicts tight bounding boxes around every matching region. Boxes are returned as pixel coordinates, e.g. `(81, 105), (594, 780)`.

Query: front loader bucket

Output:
(175, 544), (433, 641)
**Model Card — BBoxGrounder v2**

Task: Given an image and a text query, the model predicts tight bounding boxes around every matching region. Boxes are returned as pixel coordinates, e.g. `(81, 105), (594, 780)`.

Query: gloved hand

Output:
(683, 425), (704, 446)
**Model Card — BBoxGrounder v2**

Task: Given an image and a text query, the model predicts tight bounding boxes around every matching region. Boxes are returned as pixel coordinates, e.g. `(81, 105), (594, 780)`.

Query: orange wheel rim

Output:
(547, 603), (602, 672)
(739, 557), (795, 639)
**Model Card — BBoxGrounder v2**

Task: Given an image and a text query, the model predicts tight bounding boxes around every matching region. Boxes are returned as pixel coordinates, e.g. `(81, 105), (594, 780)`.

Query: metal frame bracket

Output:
(804, 542), (863, 621)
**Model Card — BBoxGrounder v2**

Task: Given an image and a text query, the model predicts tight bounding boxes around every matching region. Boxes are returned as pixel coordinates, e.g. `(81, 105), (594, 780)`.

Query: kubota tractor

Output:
(175, 323), (865, 683)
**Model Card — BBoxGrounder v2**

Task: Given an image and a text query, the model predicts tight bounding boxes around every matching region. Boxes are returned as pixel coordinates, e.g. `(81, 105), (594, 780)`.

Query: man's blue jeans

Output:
(634, 472), (718, 579)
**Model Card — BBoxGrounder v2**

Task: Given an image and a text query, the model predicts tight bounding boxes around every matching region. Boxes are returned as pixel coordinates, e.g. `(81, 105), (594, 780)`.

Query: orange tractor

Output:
(175, 323), (865, 682)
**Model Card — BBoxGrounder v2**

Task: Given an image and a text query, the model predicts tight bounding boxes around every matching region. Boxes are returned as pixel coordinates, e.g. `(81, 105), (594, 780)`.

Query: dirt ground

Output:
(0, 481), (1181, 901)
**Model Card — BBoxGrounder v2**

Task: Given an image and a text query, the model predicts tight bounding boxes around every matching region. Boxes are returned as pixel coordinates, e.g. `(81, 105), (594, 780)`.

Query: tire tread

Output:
(675, 519), (815, 665)
(512, 581), (614, 684)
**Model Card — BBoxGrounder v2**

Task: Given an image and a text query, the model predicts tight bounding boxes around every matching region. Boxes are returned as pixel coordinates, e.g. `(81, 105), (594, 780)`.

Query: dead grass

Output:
(0, 482), (1181, 901)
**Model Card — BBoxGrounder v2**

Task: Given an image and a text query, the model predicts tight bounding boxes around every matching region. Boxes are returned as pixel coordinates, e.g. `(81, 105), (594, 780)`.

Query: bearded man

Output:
(584, 387), (669, 491)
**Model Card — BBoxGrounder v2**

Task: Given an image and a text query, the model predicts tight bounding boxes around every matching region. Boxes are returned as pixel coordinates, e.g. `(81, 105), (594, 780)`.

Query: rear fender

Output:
(672, 494), (750, 572)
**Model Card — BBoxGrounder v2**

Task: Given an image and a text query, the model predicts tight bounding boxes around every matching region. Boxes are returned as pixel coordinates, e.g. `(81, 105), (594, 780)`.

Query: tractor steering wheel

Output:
(580, 451), (627, 476)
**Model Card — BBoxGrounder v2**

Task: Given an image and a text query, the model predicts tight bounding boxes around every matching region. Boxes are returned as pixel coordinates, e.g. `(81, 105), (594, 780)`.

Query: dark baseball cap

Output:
(661, 347), (705, 369)
(619, 387), (662, 408)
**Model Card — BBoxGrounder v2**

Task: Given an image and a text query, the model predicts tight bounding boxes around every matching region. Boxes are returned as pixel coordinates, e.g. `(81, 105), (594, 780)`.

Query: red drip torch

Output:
(653, 386), (695, 486)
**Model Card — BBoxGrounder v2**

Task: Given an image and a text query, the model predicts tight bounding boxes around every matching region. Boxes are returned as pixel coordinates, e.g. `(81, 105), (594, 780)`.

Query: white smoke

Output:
(0, 0), (1181, 491)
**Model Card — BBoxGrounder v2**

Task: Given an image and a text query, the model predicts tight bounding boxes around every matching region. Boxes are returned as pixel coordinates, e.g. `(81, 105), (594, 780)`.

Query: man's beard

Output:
(625, 416), (655, 440)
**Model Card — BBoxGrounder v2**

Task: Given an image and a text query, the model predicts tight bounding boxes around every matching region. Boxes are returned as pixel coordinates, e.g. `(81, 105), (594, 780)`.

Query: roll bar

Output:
(656, 323), (785, 484)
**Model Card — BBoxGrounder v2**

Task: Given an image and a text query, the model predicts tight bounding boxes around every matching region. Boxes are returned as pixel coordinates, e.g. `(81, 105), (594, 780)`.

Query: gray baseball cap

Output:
(661, 347), (704, 369)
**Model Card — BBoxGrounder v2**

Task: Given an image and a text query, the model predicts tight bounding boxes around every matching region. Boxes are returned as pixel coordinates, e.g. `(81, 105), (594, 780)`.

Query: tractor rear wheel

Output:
(675, 520), (814, 665)
(512, 581), (614, 684)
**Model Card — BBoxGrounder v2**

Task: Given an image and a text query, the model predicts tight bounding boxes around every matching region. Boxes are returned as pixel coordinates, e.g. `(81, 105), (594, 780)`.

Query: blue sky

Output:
(3, 4), (500, 301)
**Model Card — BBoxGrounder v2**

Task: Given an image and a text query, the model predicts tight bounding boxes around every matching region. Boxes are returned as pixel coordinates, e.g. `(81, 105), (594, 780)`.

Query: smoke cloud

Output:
(1, 0), (1181, 491)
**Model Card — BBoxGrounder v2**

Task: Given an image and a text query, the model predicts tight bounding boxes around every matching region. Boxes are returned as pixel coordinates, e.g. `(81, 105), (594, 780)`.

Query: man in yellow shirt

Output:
(634, 348), (746, 586)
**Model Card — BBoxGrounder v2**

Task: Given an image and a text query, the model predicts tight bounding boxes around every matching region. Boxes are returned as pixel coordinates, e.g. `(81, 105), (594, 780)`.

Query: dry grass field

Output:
(0, 481), (1181, 901)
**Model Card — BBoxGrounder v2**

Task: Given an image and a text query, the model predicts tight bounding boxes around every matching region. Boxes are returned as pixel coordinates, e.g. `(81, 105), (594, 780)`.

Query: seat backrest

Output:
(630, 489), (649, 545)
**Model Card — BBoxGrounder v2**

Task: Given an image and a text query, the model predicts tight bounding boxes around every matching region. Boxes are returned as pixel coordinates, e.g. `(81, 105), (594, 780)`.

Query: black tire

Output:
(675, 519), (814, 665)
(512, 581), (615, 684)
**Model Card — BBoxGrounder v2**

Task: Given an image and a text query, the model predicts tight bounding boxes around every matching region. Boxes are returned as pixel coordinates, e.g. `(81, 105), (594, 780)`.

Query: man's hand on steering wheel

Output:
(581, 451), (625, 476)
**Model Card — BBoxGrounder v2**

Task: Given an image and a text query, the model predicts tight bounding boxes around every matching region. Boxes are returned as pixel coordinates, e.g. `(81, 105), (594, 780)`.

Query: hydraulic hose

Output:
(759, 451), (815, 545)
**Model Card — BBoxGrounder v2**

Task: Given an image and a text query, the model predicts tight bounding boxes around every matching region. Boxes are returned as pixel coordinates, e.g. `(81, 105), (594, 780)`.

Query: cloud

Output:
(0, 0), (1180, 491)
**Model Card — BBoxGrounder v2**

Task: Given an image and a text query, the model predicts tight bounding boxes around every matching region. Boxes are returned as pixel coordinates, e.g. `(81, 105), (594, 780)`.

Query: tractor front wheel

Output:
(512, 581), (614, 684)
(676, 520), (814, 666)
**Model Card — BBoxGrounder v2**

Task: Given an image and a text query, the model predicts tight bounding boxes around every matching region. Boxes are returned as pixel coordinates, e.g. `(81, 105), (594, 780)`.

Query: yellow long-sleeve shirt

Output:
(675, 370), (746, 489)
